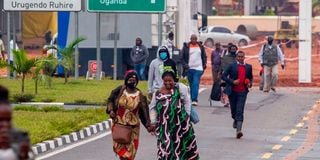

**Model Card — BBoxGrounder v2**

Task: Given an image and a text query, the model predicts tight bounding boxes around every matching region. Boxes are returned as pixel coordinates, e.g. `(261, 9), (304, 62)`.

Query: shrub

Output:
(13, 94), (35, 102)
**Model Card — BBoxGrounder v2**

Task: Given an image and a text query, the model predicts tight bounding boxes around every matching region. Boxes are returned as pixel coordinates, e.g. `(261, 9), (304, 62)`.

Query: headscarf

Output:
(124, 70), (139, 86)
(161, 68), (178, 82)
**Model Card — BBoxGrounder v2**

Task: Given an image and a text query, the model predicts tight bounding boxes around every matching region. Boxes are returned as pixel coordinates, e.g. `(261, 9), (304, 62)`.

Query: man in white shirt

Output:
(180, 34), (207, 106)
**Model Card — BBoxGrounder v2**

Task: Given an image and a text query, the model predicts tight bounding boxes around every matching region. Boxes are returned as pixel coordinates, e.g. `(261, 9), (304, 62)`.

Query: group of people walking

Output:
(107, 34), (285, 159)
(210, 36), (285, 139)
(108, 33), (204, 160)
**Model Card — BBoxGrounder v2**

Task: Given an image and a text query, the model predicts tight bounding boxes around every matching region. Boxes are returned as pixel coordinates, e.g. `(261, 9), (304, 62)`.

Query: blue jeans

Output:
(134, 63), (145, 80)
(187, 69), (203, 102)
(228, 91), (247, 122)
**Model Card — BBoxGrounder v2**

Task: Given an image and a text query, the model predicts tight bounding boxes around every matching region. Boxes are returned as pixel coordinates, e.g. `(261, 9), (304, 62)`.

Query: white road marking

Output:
(261, 152), (273, 159)
(272, 144), (282, 150)
(281, 136), (291, 142)
(36, 131), (111, 160)
(289, 129), (298, 135)
(296, 122), (304, 128)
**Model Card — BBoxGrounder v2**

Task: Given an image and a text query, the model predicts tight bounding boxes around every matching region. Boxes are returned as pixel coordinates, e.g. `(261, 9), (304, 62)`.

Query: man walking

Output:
(258, 36), (285, 92)
(181, 34), (207, 106)
(130, 37), (149, 80)
(211, 42), (223, 82)
(222, 51), (253, 139)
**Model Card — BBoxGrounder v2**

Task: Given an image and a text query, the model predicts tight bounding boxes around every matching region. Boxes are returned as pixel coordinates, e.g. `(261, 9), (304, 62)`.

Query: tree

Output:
(49, 37), (86, 84)
(10, 50), (37, 94)
(33, 54), (58, 94)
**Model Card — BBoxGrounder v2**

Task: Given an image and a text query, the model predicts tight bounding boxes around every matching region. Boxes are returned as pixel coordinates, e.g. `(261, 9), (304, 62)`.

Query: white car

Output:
(199, 26), (251, 47)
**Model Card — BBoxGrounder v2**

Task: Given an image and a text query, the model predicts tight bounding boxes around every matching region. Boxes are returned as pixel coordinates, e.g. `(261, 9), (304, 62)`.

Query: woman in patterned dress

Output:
(149, 70), (200, 160)
(106, 70), (151, 160)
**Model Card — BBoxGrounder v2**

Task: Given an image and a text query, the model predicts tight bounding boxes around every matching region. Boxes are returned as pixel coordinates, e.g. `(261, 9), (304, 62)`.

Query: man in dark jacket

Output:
(180, 34), (207, 106)
(222, 51), (253, 139)
(130, 37), (149, 80)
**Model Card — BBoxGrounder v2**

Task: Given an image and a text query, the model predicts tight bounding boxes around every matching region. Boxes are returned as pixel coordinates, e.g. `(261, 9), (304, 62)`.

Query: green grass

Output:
(12, 106), (108, 144)
(0, 77), (148, 144)
(0, 77), (148, 104)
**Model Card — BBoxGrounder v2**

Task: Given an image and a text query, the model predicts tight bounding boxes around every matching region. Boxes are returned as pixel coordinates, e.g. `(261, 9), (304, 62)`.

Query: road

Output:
(37, 87), (320, 160)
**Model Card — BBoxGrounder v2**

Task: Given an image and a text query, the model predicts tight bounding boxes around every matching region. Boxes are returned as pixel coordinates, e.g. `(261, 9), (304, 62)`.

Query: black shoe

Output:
(236, 121), (243, 138)
(236, 131), (243, 139)
(271, 87), (276, 92)
(233, 121), (236, 129)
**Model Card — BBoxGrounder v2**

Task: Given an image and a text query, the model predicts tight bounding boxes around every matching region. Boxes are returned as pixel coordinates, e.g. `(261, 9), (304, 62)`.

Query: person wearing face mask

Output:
(106, 70), (151, 160)
(219, 44), (238, 108)
(221, 44), (238, 73)
(258, 36), (285, 92)
(147, 46), (177, 100)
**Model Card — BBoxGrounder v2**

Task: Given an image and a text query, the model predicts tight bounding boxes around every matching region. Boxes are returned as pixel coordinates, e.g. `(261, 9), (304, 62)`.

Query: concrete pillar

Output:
(298, 0), (312, 83)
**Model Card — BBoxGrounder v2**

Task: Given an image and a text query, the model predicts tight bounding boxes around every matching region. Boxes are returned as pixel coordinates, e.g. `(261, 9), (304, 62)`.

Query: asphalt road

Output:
(37, 87), (320, 160)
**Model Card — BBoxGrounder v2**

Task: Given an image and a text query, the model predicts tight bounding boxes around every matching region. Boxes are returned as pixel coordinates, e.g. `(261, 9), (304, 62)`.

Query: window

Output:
(211, 27), (231, 33)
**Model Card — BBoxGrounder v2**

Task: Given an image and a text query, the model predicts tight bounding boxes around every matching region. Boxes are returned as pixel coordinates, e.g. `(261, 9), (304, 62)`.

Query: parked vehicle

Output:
(199, 26), (251, 47)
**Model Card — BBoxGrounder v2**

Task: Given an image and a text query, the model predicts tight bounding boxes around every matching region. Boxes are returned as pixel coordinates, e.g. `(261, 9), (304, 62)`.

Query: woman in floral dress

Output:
(106, 70), (151, 160)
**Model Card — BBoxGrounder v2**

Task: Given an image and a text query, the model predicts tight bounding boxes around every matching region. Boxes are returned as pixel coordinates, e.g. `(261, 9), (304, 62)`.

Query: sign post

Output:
(87, 0), (166, 80)
(87, 0), (166, 13)
(4, 0), (81, 11)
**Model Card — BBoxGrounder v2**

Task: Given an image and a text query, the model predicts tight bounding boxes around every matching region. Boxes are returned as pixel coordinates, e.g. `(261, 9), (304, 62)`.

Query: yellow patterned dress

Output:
(112, 90), (141, 160)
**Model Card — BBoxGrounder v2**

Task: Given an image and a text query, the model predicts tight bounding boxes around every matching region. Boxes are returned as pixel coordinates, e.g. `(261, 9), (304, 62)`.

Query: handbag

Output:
(112, 123), (132, 144)
(210, 79), (222, 101)
(190, 106), (200, 124)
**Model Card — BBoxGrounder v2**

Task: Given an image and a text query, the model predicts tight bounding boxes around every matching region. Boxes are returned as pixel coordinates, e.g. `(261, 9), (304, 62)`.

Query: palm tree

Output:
(49, 37), (86, 84)
(33, 54), (58, 94)
(10, 49), (37, 94)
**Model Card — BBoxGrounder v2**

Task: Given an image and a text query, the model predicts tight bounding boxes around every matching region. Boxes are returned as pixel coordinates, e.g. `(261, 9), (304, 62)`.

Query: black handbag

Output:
(210, 79), (222, 101)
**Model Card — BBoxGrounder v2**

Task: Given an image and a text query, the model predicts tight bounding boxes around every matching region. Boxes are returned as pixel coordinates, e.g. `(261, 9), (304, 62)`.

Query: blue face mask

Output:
(159, 52), (168, 60)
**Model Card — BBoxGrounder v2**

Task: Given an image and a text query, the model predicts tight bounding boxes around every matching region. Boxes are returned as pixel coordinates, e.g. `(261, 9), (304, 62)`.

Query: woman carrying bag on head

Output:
(106, 70), (151, 160)
(149, 69), (200, 160)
